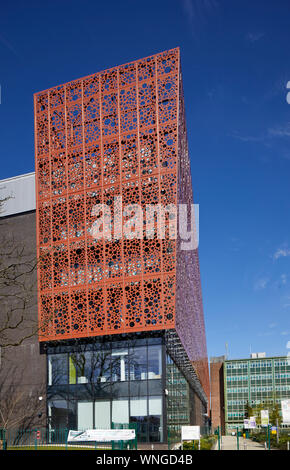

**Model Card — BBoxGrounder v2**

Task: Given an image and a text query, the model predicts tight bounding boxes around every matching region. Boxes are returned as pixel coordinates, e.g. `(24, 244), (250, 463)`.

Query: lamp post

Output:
(217, 425), (221, 450)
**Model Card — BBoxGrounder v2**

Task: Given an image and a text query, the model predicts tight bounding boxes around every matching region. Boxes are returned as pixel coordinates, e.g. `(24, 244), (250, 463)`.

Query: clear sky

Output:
(0, 0), (290, 360)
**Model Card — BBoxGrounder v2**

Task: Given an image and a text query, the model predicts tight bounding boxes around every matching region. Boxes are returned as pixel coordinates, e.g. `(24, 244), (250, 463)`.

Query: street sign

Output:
(181, 426), (200, 441)
(281, 399), (290, 424)
(243, 419), (250, 429)
(261, 410), (269, 427)
(181, 426), (201, 450)
(249, 416), (256, 429)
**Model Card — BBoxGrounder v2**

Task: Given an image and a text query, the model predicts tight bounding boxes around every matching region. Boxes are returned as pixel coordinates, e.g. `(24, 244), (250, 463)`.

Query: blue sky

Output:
(1, 0), (290, 360)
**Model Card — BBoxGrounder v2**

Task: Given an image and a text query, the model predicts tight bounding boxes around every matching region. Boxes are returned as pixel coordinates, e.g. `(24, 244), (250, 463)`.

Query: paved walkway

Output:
(214, 435), (266, 451)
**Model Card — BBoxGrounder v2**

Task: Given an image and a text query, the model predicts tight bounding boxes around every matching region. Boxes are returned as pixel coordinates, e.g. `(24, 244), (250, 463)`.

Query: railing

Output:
(168, 427), (181, 449)
(168, 425), (212, 450)
(249, 426), (290, 451)
(0, 423), (138, 450)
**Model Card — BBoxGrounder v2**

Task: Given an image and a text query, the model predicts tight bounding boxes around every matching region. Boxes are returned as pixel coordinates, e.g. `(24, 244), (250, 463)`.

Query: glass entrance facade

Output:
(47, 334), (164, 442)
(46, 331), (206, 443)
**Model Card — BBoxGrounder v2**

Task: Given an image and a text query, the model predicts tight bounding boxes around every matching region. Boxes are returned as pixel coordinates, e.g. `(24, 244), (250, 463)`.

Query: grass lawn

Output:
(7, 445), (110, 451)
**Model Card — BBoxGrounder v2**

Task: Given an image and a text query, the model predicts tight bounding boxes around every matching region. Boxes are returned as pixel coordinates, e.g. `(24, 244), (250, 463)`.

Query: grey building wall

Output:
(0, 210), (47, 429)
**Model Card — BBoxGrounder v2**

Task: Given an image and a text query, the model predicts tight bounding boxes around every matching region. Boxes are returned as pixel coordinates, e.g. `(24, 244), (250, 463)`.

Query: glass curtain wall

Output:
(47, 335), (164, 442)
(166, 354), (193, 443)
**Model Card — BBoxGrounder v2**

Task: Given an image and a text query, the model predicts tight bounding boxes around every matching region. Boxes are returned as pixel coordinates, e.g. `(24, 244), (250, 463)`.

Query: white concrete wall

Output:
(0, 172), (36, 217)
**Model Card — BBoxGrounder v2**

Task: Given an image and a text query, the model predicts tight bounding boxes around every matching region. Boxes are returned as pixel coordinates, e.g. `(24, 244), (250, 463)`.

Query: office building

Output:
(210, 354), (290, 434)
(0, 48), (209, 445)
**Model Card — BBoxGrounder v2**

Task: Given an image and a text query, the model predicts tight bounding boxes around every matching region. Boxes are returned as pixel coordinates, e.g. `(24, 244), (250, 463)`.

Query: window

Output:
(92, 349), (111, 383)
(130, 397), (148, 442)
(78, 402), (93, 430)
(68, 348), (112, 384)
(130, 397), (147, 417)
(148, 396), (163, 442)
(48, 400), (69, 430)
(48, 354), (68, 385)
(111, 349), (129, 382)
(129, 345), (147, 380)
(70, 351), (94, 384)
(95, 400), (111, 429)
(148, 345), (162, 379)
(112, 399), (129, 424)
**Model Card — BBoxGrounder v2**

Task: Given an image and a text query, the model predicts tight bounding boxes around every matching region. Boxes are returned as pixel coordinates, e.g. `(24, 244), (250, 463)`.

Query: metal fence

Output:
(213, 425), (290, 451)
(0, 423), (138, 450)
(168, 425), (212, 450)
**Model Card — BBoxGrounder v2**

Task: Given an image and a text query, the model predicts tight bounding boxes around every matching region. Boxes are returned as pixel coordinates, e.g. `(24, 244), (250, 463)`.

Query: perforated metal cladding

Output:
(175, 75), (210, 403)
(35, 49), (179, 341)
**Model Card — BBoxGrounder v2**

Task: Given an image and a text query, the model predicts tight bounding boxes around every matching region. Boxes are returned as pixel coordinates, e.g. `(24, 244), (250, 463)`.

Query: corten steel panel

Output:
(175, 76), (210, 403)
(34, 48), (209, 399)
(34, 49), (179, 341)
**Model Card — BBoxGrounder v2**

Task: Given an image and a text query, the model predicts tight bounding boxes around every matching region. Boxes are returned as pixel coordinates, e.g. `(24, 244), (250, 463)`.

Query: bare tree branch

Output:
(0, 196), (41, 348)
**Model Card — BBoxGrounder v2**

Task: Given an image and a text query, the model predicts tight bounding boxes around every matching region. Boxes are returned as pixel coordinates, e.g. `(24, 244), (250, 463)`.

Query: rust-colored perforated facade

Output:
(34, 48), (209, 399)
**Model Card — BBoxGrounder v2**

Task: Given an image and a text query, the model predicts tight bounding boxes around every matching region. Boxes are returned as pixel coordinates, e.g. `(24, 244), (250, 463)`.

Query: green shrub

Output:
(182, 435), (217, 451)
(249, 431), (290, 450)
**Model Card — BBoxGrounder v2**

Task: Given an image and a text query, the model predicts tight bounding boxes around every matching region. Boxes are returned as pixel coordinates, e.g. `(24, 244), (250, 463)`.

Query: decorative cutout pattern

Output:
(35, 48), (180, 341)
(175, 76), (210, 403)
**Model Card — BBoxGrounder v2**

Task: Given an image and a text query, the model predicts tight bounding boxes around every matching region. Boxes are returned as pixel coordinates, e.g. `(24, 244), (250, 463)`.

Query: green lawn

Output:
(7, 445), (110, 451)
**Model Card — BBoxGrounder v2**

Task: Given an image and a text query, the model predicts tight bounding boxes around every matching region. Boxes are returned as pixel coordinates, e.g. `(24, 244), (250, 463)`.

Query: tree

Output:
(0, 197), (39, 348)
(0, 364), (45, 431)
(249, 397), (282, 426)
(0, 196), (47, 434)
(270, 401), (282, 426)
(244, 400), (254, 419)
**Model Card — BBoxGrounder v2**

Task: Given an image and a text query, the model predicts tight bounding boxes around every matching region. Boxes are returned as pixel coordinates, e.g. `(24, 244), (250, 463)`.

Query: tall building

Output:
(210, 354), (290, 435)
(0, 48), (209, 445)
(209, 356), (225, 433)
